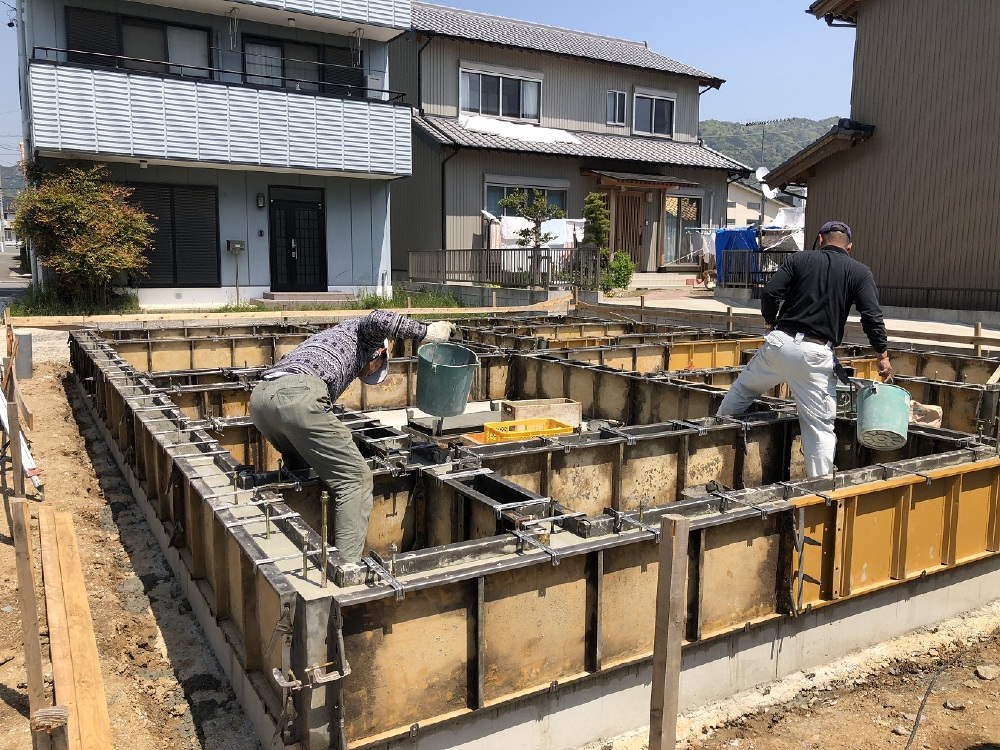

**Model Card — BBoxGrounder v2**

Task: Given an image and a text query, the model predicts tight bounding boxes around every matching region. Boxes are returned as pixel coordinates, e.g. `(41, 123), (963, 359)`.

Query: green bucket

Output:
(416, 342), (480, 417)
(856, 380), (911, 450)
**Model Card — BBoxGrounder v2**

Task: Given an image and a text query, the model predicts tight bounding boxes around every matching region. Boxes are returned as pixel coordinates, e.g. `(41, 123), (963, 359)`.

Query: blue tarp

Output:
(716, 228), (760, 285)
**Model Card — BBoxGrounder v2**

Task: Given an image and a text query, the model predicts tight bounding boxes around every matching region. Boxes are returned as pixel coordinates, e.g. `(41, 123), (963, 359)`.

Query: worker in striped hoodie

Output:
(250, 311), (460, 561)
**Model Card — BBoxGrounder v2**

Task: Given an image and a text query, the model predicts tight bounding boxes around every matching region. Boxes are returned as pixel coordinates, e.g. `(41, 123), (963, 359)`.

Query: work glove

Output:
(424, 321), (462, 344)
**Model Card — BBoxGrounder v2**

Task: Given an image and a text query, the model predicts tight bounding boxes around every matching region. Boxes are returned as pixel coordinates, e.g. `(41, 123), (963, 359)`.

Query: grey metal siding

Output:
(417, 37), (701, 140)
(803, 0), (1000, 310)
(388, 30), (420, 107)
(29, 61), (412, 176)
(390, 132), (443, 273)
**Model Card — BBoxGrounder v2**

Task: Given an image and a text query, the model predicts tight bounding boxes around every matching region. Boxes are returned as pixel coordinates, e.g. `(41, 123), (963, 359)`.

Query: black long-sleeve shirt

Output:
(761, 246), (888, 352)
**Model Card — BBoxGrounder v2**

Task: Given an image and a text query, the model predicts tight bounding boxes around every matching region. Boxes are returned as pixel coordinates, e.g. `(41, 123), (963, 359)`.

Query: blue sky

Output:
(0, 0), (857, 167)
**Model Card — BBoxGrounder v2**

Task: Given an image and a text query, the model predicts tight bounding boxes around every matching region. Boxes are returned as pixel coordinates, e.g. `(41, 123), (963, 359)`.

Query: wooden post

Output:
(974, 322), (983, 357)
(7, 399), (25, 497)
(727, 306), (734, 333)
(649, 515), (690, 750)
(640, 295), (646, 324)
(407, 296), (412, 312)
(492, 290), (497, 308)
(11, 500), (51, 750)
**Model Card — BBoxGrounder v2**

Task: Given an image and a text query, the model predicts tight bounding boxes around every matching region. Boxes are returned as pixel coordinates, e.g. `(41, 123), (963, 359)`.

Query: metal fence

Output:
(409, 248), (602, 290)
(717, 249), (796, 295)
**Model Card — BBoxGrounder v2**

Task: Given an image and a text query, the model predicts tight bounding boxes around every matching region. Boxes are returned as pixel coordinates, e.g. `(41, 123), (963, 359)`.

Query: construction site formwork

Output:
(69, 316), (1000, 750)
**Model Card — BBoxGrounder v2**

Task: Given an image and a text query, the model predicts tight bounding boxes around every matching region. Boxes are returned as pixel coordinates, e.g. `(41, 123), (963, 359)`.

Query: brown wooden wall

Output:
(803, 0), (1000, 311)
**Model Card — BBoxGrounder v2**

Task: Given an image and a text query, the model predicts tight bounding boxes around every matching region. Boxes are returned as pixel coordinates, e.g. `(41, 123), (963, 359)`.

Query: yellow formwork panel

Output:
(950, 467), (1000, 563)
(667, 338), (764, 371)
(902, 477), (951, 576)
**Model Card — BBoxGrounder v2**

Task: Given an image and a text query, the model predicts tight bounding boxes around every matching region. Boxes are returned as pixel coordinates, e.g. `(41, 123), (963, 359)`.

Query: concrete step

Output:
(261, 291), (355, 301)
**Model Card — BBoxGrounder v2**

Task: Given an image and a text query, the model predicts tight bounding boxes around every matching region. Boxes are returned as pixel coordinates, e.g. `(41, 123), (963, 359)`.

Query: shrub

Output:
(12, 164), (151, 307)
(497, 189), (566, 247)
(600, 251), (636, 293)
(7, 284), (140, 316)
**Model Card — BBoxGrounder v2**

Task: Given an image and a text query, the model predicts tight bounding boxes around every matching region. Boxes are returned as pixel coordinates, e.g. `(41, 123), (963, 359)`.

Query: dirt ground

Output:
(1, 329), (999, 750)
(0, 330), (260, 749)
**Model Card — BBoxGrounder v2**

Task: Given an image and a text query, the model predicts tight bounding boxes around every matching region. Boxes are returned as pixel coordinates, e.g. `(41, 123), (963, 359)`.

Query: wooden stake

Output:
(649, 515), (690, 750)
(12, 500), (51, 750)
(727, 306), (734, 333)
(974, 322), (983, 357)
(640, 295), (646, 324)
(8, 399), (25, 497)
(492, 290), (497, 308)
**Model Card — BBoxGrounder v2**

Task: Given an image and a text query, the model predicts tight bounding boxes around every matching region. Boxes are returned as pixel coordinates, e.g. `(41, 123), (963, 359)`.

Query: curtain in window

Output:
(245, 42), (283, 87)
(521, 80), (540, 120)
(167, 27), (209, 77)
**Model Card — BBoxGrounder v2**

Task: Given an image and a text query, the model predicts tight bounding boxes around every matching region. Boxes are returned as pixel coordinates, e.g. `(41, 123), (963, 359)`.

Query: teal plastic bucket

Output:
(856, 380), (910, 450)
(416, 343), (480, 417)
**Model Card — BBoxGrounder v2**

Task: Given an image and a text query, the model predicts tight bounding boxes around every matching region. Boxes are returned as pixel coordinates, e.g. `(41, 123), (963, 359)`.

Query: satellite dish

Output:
(755, 167), (780, 200)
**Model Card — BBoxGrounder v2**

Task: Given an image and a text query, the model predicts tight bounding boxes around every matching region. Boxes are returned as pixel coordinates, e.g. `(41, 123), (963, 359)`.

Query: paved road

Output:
(0, 247), (31, 302)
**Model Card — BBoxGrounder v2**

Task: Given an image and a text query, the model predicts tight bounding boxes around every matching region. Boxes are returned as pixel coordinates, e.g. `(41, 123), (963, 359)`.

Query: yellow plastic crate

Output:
(483, 418), (573, 443)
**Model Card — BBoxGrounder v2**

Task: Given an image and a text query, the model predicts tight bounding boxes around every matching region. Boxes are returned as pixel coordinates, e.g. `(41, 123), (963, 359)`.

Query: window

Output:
(486, 185), (567, 217)
(127, 184), (220, 287)
(244, 38), (362, 95)
(663, 196), (702, 263)
(726, 200), (736, 209)
(461, 69), (541, 121)
(633, 93), (674, 136)
(65, 8), (209, 77)
(606, 91), (626, 125)
(726, 218), (736, 226)
(747, 201), (762, 212)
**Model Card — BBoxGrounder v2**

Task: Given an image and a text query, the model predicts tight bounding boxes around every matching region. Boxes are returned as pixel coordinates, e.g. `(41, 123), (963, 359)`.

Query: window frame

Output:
(746, 201), (762, 212)
(484, 176), (569, 219)
(606, 90), (626, 126)
(460, 64), (543, 122)
(126, 182), (221, 288)
(632, 87), (676, 138)
(65, 8), (212, 79)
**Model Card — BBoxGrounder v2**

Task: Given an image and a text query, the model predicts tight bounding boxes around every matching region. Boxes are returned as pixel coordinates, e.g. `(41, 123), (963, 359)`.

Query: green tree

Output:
(582, 192), (610, 257)
(497, 189), (566, 247)
(13, 164), (151, 307)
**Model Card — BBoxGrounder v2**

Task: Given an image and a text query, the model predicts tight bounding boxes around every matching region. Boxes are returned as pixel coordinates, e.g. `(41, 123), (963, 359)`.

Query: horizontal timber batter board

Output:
(70, 318), (1000, 750)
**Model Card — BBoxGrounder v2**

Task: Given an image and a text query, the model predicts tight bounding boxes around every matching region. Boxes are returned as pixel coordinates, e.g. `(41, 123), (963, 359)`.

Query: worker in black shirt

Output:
(717, 221), (891, 477)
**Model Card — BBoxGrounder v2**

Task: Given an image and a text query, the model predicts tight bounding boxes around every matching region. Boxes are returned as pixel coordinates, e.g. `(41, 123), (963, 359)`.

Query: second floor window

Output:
(727, 200), (737, 209)
(461, 70), (540, 121)
(633, 93), (674, 137)
(607, 91), (626, 125)
(66, 8), (209, 77)
(747, 201), (762, 212)
(243, 38), (365, 96)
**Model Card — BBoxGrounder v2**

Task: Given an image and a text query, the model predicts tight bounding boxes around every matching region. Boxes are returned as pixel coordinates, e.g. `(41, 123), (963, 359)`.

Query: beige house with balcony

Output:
(388, 2), (750, 278)
(16, 0), (412, 305)
(726, 181), (793, 227)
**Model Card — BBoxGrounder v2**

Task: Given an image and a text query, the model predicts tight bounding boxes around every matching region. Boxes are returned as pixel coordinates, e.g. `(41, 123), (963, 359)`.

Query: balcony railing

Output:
(28, 53), (412, 177)
(409, 248), (602, 290)
(33, 47), (403, 102)
(717, 249), (796, 297)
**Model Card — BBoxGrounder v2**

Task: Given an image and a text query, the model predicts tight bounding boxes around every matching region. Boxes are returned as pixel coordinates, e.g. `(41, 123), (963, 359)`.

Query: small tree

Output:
(582, 192), (611, 258)
(497, 189), (566, 247)
(13, 164), (151, 307)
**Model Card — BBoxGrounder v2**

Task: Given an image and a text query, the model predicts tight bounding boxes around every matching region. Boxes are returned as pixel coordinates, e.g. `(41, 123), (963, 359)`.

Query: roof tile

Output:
(412, 2), (722, 85)
(415, 115), (751, 173)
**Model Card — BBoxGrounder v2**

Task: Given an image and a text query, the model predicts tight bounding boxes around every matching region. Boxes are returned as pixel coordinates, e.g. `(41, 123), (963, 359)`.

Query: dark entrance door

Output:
(269, 187), (326, 292)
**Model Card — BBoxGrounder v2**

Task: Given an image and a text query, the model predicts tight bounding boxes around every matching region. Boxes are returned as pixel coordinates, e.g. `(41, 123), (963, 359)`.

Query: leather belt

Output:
(777, 328), (830, 347)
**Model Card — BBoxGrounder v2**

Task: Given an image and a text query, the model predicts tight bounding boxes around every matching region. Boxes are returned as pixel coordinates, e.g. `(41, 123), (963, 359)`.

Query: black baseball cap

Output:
(818, 221), (852, 240)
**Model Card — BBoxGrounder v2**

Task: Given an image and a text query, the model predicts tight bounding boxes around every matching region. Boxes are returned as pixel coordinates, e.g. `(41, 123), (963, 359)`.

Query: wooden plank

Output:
(38, 509), (80, 750)
(10, 295), (574, 329)
(11, 500), (52, 750)
(648, 515), (690, 750)
(51, 513), (112, 750)
(7, 400), (25, 497)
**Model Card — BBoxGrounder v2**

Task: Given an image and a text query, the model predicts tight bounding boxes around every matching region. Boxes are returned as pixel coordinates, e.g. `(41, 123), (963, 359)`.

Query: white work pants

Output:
(717, 330), (837, 478)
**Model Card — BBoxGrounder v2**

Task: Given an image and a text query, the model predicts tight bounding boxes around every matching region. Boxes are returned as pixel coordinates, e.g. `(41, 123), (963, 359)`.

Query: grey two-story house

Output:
(16, 0), (412, 306)
(388, 2), (750, 278)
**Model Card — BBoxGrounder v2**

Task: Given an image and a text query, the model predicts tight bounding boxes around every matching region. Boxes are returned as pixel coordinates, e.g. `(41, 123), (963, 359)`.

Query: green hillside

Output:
(0, 164), (25, 195)
(700, 117), (840, 178)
